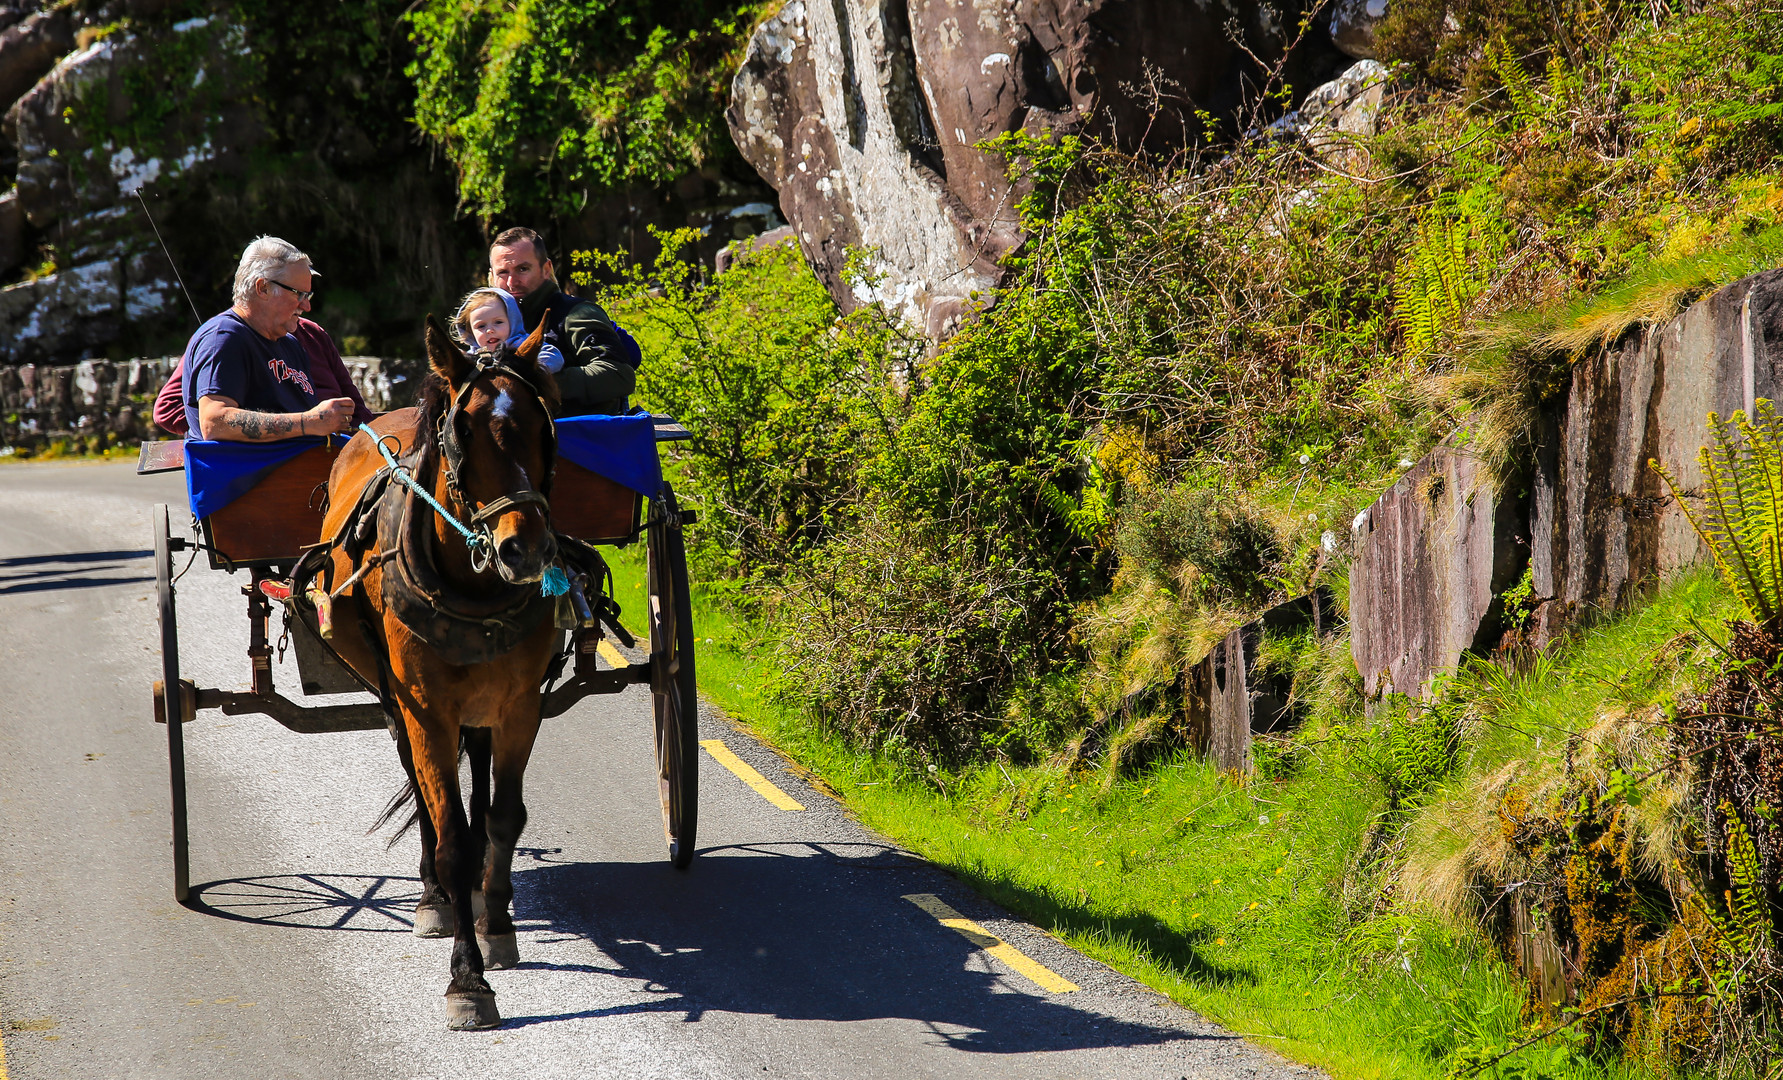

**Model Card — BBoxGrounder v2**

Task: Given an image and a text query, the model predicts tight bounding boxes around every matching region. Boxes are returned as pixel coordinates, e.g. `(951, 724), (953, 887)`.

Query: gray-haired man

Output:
(182, 236), (356, 441)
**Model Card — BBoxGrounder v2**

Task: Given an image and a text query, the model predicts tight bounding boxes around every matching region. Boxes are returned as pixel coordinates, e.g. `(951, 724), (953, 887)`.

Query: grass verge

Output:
(608, 532), (1728, 1080)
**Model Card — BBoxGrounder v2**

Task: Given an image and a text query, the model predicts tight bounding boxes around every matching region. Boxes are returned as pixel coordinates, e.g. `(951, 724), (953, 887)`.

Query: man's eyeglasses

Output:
(268, 279), (315, 303)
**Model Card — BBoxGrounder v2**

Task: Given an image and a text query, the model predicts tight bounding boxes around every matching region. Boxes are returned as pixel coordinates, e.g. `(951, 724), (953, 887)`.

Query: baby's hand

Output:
(537, 343), (565, 375)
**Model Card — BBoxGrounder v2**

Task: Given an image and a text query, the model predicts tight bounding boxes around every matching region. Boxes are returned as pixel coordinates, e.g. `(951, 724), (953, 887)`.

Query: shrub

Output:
(582, 229), (919, 579)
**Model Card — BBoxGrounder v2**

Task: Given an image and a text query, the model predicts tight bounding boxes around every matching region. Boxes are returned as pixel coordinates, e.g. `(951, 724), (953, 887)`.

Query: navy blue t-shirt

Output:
(182, 311), (320, 438)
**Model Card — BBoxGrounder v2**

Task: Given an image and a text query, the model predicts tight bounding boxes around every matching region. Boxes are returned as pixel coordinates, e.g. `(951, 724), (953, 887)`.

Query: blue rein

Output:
(358, 422), (568, 596)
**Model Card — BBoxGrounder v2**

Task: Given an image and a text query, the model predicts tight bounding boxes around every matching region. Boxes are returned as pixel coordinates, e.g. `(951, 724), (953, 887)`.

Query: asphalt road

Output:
(0, 460), (1323, 1080)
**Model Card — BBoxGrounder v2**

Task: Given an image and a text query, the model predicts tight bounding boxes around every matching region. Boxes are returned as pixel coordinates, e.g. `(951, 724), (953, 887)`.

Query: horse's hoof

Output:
(445, 991), (501, 1031)
(479, 933), (519, 969)
(413, 903), (455, 938)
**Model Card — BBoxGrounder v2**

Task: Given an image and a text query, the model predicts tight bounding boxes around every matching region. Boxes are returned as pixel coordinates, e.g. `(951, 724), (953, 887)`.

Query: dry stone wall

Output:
(0, 354), (418, 452)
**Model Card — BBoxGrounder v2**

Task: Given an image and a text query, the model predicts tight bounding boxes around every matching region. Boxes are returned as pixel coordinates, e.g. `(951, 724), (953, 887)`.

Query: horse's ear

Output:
(514, 314), (546, 363)
(425, 314), (471, 387)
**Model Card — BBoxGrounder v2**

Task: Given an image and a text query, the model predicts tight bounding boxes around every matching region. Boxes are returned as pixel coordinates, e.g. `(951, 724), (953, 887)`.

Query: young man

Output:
(489, 227), (637, 415)
(183, 236), (357, 441)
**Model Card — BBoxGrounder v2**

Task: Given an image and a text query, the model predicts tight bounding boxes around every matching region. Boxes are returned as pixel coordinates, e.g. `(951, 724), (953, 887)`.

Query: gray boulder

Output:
(1328, 0), (1388, 60)
(727, 0), (1344, 338)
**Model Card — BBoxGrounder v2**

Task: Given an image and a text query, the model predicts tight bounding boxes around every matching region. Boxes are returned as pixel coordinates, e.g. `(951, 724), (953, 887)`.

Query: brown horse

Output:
(307, 314), (561, 1030)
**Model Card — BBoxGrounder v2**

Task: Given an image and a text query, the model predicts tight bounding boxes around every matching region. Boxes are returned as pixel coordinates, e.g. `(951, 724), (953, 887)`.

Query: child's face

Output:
(468, 300), (510, 351)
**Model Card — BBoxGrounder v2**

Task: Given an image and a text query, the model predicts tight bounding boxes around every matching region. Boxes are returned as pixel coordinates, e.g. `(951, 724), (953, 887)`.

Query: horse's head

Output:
(423, 314), (560, 585)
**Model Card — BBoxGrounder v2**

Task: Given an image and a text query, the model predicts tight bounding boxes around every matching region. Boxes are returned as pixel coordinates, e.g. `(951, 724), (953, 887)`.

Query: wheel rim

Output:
(155, 504), (190, 902)
(647, 495), (697, 868)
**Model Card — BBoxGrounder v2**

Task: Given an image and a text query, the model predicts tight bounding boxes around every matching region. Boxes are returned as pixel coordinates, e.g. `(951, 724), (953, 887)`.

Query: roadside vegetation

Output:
(577, 2), (1783, 1076)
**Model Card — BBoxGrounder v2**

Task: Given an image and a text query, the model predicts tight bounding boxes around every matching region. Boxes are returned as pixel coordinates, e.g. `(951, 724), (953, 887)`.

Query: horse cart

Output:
(138, 410), (700, 906)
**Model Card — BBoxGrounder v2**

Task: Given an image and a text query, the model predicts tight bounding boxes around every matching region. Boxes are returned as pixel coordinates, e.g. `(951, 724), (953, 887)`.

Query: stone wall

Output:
(0, 354), (419, 451)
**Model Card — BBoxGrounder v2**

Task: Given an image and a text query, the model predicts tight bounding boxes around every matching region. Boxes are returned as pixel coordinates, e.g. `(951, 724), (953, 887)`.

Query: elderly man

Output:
(489, 226), (638, 415)
(183, 236), (357, 441)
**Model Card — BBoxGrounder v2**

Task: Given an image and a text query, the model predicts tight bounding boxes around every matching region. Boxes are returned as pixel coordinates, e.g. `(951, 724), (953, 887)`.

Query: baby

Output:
(451, 287), (565, 374)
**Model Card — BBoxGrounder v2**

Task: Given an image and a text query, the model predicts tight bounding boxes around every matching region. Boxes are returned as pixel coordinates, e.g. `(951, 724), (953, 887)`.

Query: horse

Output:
(303, 314), (562, 1030)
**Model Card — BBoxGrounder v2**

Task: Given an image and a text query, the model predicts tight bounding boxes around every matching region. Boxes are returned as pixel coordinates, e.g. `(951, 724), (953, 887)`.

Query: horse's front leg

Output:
(405, 706), (498, 1030)
(479, 698), (541, 970)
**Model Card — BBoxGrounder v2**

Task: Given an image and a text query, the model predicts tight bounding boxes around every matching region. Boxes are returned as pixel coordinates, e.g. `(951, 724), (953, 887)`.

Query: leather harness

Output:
(297, 354), (588, 668)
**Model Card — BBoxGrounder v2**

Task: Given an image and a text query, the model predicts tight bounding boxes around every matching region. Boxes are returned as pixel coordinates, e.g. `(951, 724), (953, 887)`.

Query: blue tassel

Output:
(540, 564), (570, 598)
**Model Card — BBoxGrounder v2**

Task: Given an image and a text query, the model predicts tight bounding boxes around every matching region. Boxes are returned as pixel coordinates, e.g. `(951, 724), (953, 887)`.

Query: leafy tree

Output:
(405, 0), (762, 223)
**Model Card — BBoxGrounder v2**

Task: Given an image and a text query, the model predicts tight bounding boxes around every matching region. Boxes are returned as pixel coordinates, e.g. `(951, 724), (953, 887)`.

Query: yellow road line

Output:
(700, 740), (805, 811)
(902, 893), (1079, 994)
(1, 1012), (10, 1080)
(596, 638), (629, 668)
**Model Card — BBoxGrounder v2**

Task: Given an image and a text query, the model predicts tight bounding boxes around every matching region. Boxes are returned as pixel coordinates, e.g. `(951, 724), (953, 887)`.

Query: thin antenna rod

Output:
(133, 189), (203, 327)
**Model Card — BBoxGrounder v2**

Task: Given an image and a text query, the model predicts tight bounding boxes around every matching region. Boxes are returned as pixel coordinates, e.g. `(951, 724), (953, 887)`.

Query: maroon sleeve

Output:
(295, 319), (375, 424)
(153, 358), (189, 435)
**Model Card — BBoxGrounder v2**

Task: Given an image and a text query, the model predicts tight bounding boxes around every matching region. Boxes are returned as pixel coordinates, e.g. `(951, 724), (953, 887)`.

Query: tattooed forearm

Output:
(224, 409), (298, 441)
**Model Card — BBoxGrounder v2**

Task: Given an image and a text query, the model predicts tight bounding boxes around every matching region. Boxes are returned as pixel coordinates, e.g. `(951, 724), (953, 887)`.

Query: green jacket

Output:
(518, 281), (635, 415)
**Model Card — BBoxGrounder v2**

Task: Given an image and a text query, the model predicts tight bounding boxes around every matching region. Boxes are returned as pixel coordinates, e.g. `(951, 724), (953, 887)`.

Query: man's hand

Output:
(306, 397), (357, 436)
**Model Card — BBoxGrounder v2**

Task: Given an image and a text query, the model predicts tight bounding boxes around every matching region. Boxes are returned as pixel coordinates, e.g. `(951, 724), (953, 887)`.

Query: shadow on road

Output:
(189, 873), (423, 932)
(499, 841), (1213, 1053)
(0, 548), (153, 595)
(184, 845), (1229, 1053)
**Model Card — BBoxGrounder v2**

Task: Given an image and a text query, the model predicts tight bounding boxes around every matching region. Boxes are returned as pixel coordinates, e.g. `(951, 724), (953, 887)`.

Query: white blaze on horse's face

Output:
(474, 380), (553, 586)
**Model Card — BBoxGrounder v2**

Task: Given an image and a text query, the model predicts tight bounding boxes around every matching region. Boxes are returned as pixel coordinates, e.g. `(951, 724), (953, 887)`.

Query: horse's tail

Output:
(369, 732), (478, 847)
(371, 778), (422, 848)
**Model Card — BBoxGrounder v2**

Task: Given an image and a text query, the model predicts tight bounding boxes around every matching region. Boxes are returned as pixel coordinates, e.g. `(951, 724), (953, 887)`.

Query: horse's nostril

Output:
(498, 536), (528, 569)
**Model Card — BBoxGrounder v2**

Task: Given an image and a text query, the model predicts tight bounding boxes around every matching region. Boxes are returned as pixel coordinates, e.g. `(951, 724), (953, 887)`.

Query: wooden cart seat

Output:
(203, 443), (342, 566)
(551, 460), (641, 544)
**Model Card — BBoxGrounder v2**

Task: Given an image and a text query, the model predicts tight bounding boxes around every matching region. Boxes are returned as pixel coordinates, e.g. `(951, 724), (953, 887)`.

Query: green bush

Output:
(584, 229), (917, 579)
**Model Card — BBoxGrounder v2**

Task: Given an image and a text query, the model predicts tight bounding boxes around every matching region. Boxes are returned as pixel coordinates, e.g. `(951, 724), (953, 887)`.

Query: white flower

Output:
(1298, 454), (1311, 465)
(1399, 457), (1414, 468)
(1321, 530), (1337, 552)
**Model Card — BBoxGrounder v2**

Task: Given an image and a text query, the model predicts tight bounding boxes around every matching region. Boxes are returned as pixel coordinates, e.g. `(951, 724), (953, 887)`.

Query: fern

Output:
(1722, 802), (1772, 952)
(1039, 455), (1113, 546)
(1393, 190), (1509, 353)
(1653, 400), (1783, 624)
(1486, 38), (1542, 121)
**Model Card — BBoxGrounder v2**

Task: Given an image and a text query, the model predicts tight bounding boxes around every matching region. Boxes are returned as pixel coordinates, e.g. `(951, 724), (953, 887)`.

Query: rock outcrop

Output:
(727, 0), (1344, 337)
(1352, 269), (1783, 698)
(1529, 269), (1783, 641)
(1350, 442), (1527, 699)
(1186, 589), (1335, 772)
(0, 14), (258, 361)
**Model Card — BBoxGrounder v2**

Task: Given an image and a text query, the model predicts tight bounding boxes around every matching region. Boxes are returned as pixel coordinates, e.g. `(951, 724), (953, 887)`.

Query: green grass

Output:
(1458, 569), (1735, 776)
(615, 527), (1730, 1080)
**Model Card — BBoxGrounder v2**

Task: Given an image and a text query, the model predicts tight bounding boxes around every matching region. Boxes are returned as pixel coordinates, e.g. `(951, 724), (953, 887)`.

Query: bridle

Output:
(430, 353), (558, 573)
